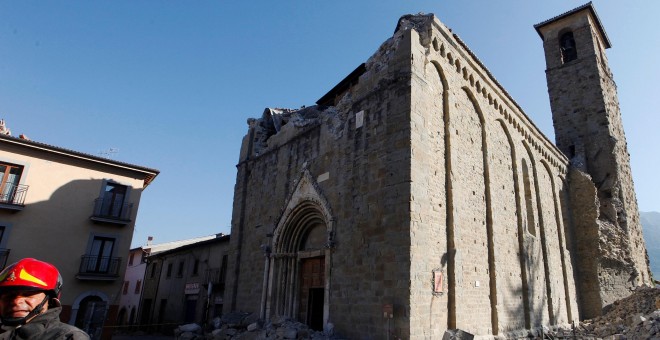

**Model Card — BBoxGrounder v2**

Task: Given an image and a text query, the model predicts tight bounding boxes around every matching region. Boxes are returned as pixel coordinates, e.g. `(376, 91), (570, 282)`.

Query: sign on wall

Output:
(185, 282), (200, 295)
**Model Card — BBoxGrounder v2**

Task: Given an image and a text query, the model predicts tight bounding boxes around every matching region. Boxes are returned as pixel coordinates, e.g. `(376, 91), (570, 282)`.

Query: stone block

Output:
(442, 329), (474, 340)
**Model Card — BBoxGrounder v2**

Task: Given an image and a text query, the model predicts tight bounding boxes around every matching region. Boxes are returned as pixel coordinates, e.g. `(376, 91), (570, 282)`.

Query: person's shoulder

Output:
(45, 322), (90, 340)
(65, 328), (90, 340)
(59, 324), (90, 340)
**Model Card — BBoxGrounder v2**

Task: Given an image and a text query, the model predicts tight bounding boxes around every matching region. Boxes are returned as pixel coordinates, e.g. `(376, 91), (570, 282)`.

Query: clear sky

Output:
(1, 1), (658, 248)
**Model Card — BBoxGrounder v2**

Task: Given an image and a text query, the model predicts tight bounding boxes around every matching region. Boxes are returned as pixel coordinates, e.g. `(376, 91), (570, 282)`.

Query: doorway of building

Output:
(117, 307), (126, 326)
(299, 257), (324, 331)
(75, 296), (107, 340)
(307, 287), (324, 331)
(140, 298), (152, 326)
(184, 296), (197, 323)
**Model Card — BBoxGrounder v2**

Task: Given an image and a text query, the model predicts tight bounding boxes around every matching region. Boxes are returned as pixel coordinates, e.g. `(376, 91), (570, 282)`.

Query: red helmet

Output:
(0, 258), (62, 298)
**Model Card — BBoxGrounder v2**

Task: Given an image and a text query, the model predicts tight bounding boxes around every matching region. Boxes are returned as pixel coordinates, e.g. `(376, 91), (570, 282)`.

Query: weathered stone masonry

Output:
(225, 4), (651, 339)
(535, 4), (652, 320)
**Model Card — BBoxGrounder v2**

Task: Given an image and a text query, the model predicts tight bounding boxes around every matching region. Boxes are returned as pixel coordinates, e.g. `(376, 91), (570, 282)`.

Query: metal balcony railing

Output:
(78, 255), (121, 278)
(205, 267), (227, 286)
(91, 197), (133, 222)
(0, 183), (28, 206)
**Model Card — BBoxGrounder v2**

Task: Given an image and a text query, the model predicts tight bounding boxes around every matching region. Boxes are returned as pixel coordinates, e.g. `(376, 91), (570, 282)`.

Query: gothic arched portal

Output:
(262, 170), (334, 332)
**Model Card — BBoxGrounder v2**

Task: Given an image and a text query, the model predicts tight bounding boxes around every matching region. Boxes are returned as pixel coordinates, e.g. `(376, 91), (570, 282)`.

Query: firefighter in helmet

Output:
(0, 258), (89, 339)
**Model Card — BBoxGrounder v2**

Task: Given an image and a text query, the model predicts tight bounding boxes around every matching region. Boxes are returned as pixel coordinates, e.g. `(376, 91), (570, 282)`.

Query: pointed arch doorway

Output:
(297, 221), (326, 331)
(262, 171), (334, 332)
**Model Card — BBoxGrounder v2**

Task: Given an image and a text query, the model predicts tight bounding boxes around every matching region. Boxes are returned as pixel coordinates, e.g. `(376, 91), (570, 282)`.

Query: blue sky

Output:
(1, 1), (658, 247)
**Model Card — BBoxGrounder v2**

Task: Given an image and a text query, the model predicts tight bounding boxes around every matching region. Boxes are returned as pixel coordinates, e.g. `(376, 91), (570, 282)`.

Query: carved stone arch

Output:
(431, 59), (458, 330)
(521, 142), (539, 238)
(496, 119), (531, 329)
(522, 140), (555, 325)
(272, 169), (335, 253)
(461, 85), (498, 334)
(264, 168), (334, 332)
(539, 159), (573, 323)
(431, 60), (449, 91)
(462, 87), (486, 125)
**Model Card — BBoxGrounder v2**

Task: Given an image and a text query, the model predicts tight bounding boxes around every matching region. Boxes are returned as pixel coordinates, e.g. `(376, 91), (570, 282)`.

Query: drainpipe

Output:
(203, 281), (212, 328)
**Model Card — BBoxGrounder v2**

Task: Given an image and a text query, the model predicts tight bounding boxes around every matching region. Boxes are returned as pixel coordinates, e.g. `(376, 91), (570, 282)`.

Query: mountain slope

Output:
(640, 211), (660, 280)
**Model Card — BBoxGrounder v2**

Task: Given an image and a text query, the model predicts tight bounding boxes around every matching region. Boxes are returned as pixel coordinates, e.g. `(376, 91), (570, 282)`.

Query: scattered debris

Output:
(172, 312), (340, 340)
(169, 288), (659, 339)
(531, 286), (660, 339)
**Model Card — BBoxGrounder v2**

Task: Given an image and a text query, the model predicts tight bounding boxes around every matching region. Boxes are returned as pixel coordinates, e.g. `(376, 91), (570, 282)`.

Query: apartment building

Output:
(140, 234), (230, 333)
(117, 234), (219, 329)
(0, 131), (158, 339)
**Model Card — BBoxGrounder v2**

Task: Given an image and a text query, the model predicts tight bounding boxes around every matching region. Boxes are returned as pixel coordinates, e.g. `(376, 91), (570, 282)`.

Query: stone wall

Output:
(226, 21), (414, 339)
(405, 15), (578, 337)
(538, 6), (652, 319)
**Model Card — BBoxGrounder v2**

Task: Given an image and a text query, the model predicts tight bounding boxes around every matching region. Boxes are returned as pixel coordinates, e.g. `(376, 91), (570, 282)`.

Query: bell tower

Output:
(535, 3), (652, 318)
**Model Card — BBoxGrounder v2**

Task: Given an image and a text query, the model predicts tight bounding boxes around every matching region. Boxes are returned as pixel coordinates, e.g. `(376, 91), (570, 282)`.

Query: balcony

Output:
(0, 249), (10, 270)
(76, 255), (121, 281)
(204, 267), (227, 289)
(0, 183), (28, 211)
(90, 197), (133, 225)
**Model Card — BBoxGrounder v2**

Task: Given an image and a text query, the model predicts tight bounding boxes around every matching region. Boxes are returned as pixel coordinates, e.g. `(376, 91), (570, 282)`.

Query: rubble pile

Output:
(173, 287), (659, 339)
(174, 313), (340, 340)
(538, 286), (660, 340)
(574, 286), (660, 339)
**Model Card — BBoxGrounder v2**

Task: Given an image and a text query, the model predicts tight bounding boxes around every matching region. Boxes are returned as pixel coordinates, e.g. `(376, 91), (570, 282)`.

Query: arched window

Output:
(560, 31), (577, 63)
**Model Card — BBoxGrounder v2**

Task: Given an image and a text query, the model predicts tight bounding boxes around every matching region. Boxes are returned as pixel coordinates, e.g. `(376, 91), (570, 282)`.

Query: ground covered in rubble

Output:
(168, 287), (660, 340)
(552, 286), (660, 340)
(527, 286), (660, 340)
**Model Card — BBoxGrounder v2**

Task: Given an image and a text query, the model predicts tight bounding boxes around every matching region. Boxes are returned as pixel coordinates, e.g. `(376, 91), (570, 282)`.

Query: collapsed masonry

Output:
(225, 3), (652, 339)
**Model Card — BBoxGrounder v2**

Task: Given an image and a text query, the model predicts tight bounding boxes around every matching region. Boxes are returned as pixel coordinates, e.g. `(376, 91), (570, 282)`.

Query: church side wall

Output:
(408, 18), (579, 337)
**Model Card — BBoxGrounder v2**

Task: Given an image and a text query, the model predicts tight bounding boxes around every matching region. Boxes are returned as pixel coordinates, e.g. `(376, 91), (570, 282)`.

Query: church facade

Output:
(225, 4), (651, 339)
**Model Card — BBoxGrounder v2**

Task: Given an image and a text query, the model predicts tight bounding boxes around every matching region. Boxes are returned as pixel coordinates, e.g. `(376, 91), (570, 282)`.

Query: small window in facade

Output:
(135, 280), (142, 294)
(192, 259), (199, 276)
(0, 162), (24, 205)
(123, 281), (129, 295)
(85, 236), (116, 274)
(97, 182), (129, 219)
(166, 263), (173, 278)
(129, 253), (134, 266)
(150, 263), (157, 278)
(560, 31), (577, 63)
(0, 225), (7, 269)
(568, 145), (576, 158)
(220, 255), (228, 283)
(177, 261), (184, 277)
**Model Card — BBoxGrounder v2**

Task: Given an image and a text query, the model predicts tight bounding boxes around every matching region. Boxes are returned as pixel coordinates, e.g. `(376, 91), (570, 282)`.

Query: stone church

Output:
(225, 3), (652, 339)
